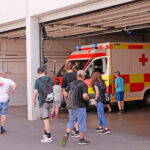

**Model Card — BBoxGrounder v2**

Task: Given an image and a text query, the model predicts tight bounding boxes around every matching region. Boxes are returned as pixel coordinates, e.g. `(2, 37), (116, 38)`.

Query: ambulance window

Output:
(85, 58), (107, 79)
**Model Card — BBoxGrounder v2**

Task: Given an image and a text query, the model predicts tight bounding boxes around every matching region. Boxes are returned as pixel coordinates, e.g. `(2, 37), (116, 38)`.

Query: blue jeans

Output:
(0, 101), (9, 116)
(97, 101), (108, 128)
(67, 108), (87, 132)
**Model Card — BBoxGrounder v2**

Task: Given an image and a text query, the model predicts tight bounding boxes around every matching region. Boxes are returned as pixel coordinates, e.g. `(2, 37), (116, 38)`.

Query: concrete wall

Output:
(0, 39), (26, 106)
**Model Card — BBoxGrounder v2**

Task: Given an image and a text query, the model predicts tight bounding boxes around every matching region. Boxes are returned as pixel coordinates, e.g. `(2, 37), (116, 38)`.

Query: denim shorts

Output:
(67, 108), (87, 132)
(116, 92), (124, 101)
(0, 101), (9, 116)
(40, 102), (53, 120)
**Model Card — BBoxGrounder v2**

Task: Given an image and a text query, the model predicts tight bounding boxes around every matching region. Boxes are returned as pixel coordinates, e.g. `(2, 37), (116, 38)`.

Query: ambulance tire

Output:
(144, 91), (150, 105)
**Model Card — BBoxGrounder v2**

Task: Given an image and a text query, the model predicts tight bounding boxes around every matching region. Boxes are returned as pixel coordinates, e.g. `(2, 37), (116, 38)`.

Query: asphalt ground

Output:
(0, 102), (150, 150)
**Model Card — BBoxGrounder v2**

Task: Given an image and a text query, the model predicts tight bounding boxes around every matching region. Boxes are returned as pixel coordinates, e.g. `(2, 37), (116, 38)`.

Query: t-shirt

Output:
(115, 77), (124, 92)
(61, 72), (77, 89)
(0, 77), (16, 102)
(34, 76), (54, 107)
(65, 80), (88, 108)
(94, 81), (106, 102)
(53, 85), (61, 101)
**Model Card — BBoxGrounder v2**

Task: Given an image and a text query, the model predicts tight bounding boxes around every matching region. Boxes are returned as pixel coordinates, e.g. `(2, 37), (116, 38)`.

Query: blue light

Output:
(76, 45), (81, 51)
(92, 43), (98, 49)
(127, 30), (134, 35)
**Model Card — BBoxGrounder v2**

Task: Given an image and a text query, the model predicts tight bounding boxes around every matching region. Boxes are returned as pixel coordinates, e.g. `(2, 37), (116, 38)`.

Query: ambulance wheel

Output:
(144, 91), (150, 105)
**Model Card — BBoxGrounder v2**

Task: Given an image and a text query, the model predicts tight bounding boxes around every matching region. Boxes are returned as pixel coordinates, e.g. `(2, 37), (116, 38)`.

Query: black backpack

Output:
(40, 77), (54, 103)
(66, 81), (83, 109)
(99, 82), (110, 104)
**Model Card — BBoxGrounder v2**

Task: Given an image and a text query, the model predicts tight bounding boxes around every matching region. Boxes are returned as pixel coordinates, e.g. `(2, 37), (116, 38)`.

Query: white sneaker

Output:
(43, 134), (47, 138)
(41, 137), (53, 143)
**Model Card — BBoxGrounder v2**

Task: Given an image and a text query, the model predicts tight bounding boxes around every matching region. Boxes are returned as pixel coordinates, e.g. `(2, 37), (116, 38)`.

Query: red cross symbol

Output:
(0, 82), (4, 87)
(139, 54), (148, 66)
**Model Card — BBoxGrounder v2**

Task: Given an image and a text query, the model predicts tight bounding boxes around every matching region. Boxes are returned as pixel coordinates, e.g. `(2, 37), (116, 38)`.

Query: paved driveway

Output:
(0, 103), (150, 150)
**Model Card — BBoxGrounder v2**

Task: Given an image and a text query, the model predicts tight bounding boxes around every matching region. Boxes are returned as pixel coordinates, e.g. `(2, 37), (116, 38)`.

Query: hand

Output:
(7, 91), (13, 95)
(95, 100), (97, 107)
(33, 101), (37, 107)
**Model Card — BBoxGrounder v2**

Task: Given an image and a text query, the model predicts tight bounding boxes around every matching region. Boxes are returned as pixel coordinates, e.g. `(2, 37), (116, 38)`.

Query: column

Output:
(26, 17), (41, 120)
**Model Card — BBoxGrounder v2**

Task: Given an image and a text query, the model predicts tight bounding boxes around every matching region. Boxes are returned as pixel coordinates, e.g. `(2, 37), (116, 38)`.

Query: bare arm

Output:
(33, 89), (38, 107)
(83, 93), (89, 100)
(60, 90), (63, 101)
(94, 85), (99, 101)
(63, 91), (68, 100)
(8, 84), (17, 95)
(94, 85), (99, 106)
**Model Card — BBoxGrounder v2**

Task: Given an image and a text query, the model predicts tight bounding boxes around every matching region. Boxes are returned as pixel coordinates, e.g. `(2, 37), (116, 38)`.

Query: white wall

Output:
(28, 0), (87, 16)
(0, 0), (134, 28)
(0, 0), (27, 25)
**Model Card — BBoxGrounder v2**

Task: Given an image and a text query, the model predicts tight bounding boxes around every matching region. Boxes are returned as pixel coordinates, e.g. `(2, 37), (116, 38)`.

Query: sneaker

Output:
(107, 110), (112, 113)
(41, 137), (53, 143)
(61, 135), (68, 146)
(71, 130), (80, 138)
(43, 134), (47, 138)
(100, 129), (110, 135)
(118, 110), (122, 114)
(0, 126), (7, 134)
(55, 115), (59, 119)
(95, 127), (103, 132)
(50, 114), (54, 118)
(78, 139), (90, 145)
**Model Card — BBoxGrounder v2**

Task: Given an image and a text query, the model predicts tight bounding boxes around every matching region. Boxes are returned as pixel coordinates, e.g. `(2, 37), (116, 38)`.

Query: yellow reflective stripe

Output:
(113, 97), (141, 101)
(124, 83), (130, 93)
(144, 82), (150, 87)
(143, 45), (150, 49)
(102, 75), (109, 86)
(130, 74), (144, 83)
(124, 97), (141, 101)
(88, 87), (95, 94)
(112, 44), (128, 49)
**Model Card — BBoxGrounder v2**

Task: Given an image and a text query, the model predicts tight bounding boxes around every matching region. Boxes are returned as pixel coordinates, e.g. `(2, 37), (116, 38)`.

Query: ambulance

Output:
(54, 42), (150, 105)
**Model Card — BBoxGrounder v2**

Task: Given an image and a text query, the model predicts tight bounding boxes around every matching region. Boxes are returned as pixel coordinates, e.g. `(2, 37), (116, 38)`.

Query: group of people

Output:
(0, 61), (125, 146)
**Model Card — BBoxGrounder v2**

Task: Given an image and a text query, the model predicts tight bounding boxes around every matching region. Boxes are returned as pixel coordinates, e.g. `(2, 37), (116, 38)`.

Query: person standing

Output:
(0, 71), (17, 134)
(33, 67), (54, 143)
(61, 70), (90, 146)
(61, 62), (79, 137)
(91, 72), (110, 134)
(50, 78), (63, 119)
(114, 71), (125, 114)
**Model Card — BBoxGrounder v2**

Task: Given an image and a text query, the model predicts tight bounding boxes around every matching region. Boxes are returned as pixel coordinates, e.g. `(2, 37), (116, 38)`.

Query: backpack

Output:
(66, 81), (83, 109)
(40, 77), (54, 103)
(99, 82), (110, 104)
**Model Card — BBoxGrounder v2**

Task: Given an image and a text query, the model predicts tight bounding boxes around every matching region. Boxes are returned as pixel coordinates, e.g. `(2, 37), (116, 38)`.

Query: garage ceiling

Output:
(44, 0), (150, 39)
(0, 0), (150, 39)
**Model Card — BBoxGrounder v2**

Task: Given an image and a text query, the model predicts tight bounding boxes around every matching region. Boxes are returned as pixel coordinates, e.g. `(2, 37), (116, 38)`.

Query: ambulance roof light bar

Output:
(76, 43), (108, 51)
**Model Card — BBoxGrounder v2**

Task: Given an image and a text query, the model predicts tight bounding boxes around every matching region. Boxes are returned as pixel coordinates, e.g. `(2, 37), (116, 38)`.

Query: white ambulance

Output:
(54, 42), (150, 105)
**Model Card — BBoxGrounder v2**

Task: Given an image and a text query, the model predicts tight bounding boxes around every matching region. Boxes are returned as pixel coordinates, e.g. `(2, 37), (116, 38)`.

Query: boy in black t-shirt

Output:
(61, 62), (79, 137)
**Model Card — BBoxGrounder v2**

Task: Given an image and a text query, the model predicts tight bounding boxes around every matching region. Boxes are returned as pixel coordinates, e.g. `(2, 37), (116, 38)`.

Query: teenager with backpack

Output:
(61, 62), (79, 137)
(61, 70), (90, 146)
(91, 72), (110, 134)
(33, 67), (54, 143)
